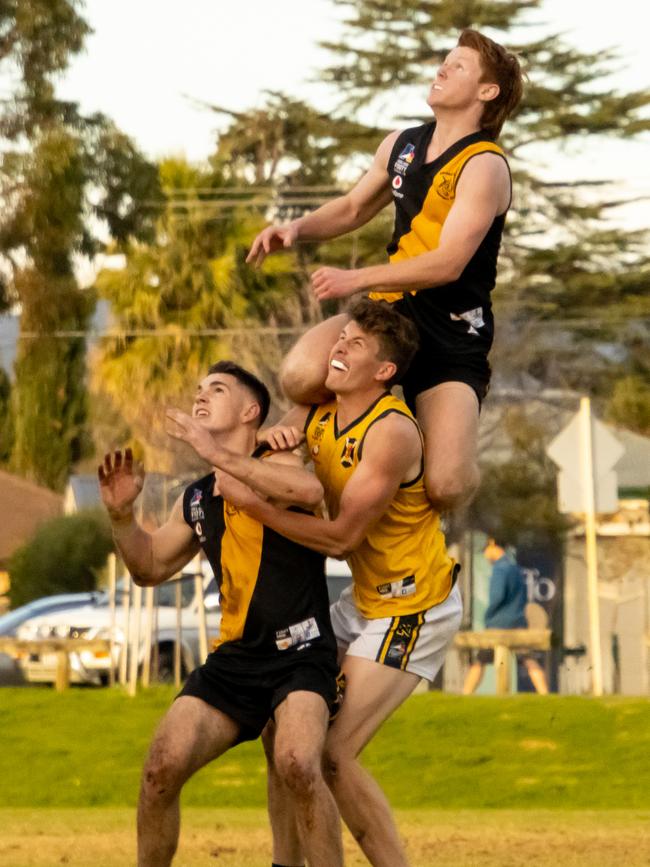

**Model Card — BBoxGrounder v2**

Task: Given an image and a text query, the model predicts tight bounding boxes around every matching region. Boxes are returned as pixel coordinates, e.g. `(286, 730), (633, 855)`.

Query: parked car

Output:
(0, 592), (103, 637)
(0, 592), (103, 686)
(16, 572), (220, 686)
(16, 559), (352, 687)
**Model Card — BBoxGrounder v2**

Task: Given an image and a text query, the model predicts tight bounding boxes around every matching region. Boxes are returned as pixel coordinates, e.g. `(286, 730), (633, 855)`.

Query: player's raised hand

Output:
(257, 424), (305, 451)
(312, 266), (362, 301)
(165, 408), (218, 465)
(246, 223), (299, 267)
(98, 448), (144, 521)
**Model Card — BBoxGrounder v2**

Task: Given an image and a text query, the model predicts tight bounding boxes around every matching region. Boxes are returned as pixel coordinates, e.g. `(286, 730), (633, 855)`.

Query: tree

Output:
(0, 1), (161, 489)
(318, 0), (650, 398)
(90, 157), (301, 472)
(8, 510), (113, 608)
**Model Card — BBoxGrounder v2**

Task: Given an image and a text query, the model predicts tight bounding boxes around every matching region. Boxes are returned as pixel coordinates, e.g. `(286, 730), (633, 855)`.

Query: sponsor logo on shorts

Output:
(275, 616), (321, 651)
(377, 575), (416, 598)
(450, 306), (485, 336)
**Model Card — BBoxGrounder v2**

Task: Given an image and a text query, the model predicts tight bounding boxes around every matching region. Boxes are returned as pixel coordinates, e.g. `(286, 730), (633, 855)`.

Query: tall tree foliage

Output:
(318, 0), (650, 413)
(0, 0), (161, 489)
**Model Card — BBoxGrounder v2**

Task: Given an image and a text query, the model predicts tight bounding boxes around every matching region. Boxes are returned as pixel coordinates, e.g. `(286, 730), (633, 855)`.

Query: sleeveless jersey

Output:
(304, 392), (455, 618)
(183, 466), (335, 662)
(370, 122), (510, 359)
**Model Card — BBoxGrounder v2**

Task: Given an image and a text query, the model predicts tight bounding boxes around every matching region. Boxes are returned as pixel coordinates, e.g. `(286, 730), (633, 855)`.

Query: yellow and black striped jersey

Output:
(370, 122), (510, 359)
(183, 467), (335, 663)
(305, 392), (455, 618)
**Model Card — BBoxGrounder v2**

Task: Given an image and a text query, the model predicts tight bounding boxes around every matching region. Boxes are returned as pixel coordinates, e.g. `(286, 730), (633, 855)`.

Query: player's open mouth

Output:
(330, 359), (348, 372)
(432, 84), (443, 91)
(195, 409), (210, 417)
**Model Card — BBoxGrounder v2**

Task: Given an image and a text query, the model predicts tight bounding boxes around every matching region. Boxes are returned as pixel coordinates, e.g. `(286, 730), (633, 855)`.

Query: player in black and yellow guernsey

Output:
(97, 361), (344, 867)
(219, 302), (463, 867)
(247, 29), (524, 515)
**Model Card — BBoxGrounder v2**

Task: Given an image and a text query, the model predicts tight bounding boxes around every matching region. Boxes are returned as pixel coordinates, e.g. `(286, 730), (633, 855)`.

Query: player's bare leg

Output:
(462, 661), (485, 694)
(324, 656), (421, 867)
(262, 721), (305, 867)
(273, 690), (344, 867)
(280, 314), (347, 404)
(137, 696), (239, 867)
(524, 658), (549, 694)
(416, 382), (481, 512)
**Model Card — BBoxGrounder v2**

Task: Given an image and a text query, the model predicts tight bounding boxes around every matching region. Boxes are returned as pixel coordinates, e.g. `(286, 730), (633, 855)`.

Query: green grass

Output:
(2, 688), (650, 809)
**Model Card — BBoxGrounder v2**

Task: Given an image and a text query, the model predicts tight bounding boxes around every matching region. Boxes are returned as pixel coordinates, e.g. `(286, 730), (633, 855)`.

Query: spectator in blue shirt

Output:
(463, 537), (548, 694)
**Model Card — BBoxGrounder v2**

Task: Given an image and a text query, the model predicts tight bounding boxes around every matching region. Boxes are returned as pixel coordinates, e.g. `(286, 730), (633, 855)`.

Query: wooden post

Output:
(141, 585), (155, 688)
(119, 577), (131, 685)
(174, 577), (182, 688)
(579, 397), (603, 696)
(107, 553), (117, 687)
(195, 567), (208, 664)
(128, 582), (142, 697)
(494, 644), (511, 695)
(54, 649), (70, 692)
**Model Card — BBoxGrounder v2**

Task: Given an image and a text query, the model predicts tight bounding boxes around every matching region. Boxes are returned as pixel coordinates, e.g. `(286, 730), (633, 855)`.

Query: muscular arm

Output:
(312, 152), (511, 300)
(221, 413), (421, 558)
(246, 132), (397, 265)
(166, 407), (322, 509)
(111, 495), (199, 587)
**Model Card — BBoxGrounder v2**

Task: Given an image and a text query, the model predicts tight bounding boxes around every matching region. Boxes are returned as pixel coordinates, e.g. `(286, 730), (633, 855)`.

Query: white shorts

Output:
(330, 582), (463, 682)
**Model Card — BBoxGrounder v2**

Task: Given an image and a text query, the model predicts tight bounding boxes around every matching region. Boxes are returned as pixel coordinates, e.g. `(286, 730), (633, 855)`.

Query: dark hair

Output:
(458, 29), (524, 139)
(207, 360), (270, 427)
(347, 298), (419, 387)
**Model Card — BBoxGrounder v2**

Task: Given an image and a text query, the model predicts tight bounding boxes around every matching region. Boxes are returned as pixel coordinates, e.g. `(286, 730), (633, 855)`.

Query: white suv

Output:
(17, 571), (221, 686)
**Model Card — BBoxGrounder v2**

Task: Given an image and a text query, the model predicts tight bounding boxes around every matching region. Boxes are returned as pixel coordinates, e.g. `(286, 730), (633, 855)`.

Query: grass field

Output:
(2, 688), (650, 865)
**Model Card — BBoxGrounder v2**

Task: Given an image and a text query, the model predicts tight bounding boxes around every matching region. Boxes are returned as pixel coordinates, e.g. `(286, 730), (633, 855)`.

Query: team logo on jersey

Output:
(340, 436), (357, 468)
(435, 171), (456, 200)
(189, 489), (205, 522)
(392, 175), (403, 190)
(194, 521), (206, 543)
(393, 143), (416, 175)
(310, 411), (331, 456)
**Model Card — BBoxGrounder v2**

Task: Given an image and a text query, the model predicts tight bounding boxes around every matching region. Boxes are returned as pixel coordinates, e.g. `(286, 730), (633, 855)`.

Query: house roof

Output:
(0, 470), (63, 566)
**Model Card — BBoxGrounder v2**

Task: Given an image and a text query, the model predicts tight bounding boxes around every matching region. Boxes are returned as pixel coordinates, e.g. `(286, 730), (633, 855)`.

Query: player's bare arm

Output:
(246, 132), (398, 268)
(256, 404), (311, 451)
(312, 152), (510, 301)
(219, 413), (421, 558)
(98, 449), (198, 586)
(166, 407), (322, 509)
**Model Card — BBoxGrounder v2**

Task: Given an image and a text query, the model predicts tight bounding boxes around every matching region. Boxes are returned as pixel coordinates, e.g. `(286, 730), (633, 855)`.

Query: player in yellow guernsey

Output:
(247, 29), (524, 515)
(98, 361), (344, 867)
(219, 300), (463, 867)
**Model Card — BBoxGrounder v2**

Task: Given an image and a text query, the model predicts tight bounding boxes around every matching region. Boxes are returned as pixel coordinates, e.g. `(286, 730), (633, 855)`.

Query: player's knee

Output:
(425, 464), (480, 511)
(280, 354), (328, 405)
(140, 747), (184, 806)
(275, 747), (320, 800)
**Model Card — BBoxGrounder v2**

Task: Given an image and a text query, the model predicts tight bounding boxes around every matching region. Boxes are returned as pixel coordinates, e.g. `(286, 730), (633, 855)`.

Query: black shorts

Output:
(178, 648), (340, 743)
(398, 349), (491, 413)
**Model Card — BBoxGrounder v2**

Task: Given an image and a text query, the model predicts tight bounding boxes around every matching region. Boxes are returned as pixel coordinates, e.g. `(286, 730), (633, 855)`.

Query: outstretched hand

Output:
(98, 448), (144, 522)
(166, 408), (218, 465)
(246, 223), (299, 268)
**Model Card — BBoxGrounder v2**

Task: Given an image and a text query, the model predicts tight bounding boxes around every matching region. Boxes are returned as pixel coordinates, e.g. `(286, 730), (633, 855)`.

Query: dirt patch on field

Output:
(1, 808), (649, 867)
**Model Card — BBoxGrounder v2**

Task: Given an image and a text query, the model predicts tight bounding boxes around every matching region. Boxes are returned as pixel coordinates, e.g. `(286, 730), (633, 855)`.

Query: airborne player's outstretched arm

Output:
(98, 449), (199, 587)
(217, 413), (421, 558)
(245, 132), (398, 267)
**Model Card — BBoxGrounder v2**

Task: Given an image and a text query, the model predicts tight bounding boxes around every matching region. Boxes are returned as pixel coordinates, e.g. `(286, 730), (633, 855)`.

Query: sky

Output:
(54, 0), (649, 229)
